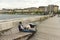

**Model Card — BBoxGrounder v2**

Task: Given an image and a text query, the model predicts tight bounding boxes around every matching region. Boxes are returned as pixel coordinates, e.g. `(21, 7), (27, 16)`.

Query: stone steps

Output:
(0, 32), (32, 40)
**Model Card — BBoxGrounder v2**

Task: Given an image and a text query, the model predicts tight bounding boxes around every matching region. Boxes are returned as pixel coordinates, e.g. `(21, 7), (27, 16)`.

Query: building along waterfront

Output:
(0, 5), (59, 15)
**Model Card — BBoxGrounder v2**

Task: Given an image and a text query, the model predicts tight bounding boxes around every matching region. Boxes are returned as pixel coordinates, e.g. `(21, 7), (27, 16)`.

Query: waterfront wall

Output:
(0, 15), (50, 35)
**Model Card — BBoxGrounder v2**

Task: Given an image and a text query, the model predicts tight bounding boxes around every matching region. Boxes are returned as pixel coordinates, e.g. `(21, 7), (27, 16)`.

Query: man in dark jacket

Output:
(18, 22), (24, 31)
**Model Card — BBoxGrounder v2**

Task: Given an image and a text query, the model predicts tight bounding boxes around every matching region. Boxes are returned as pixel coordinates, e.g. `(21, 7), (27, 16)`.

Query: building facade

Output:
(0, 5), (59, 14)
(48, 5), (59, 14)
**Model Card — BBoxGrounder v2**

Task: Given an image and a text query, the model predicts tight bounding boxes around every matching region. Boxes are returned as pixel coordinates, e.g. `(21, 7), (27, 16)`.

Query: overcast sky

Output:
(0, 0), (60, 9)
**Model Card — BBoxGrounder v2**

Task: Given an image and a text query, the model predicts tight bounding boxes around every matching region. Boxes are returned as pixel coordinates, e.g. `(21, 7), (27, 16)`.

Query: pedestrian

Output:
(18, 22), (24, 31)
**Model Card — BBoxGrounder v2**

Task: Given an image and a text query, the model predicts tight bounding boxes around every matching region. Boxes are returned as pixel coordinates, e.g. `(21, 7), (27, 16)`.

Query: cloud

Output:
(0, 0), (40, 9)
(0, 0), (60, 9)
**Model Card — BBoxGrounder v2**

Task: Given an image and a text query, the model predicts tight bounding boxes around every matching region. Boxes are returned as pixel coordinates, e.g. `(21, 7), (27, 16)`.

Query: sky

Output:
(0, 0), (60, 9)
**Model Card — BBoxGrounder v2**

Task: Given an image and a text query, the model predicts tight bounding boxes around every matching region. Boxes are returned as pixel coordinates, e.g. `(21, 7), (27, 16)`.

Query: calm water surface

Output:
(0, 14), (40, 20)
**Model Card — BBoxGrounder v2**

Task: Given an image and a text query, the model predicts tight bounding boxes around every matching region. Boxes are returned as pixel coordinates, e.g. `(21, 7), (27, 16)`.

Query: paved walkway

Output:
(0, 32), (32, 40)
(30, 15), (60, 40)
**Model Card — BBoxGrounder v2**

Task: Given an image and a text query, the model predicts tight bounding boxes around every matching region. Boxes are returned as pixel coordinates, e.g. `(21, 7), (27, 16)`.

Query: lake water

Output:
(0, 14), (40, 20)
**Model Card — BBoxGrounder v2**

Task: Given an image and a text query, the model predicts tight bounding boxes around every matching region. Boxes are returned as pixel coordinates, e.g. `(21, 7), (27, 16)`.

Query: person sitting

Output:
(29, 23), (36, 28)
(18, 22), (24, 31)
(18, 22), (36, 33)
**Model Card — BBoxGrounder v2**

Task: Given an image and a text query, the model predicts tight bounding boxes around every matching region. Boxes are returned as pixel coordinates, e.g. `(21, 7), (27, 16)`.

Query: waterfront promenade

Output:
(0, 15), (50, 40)
(30, 15), (60, 40)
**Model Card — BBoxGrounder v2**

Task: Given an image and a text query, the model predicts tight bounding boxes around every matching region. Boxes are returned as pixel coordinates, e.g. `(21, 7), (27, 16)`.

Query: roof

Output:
(39, 6), (47, 8)
(48, 5), (59, 7)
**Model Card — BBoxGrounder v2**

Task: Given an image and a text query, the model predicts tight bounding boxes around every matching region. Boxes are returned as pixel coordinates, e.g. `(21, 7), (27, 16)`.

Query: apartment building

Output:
(48, 5), (59, 14)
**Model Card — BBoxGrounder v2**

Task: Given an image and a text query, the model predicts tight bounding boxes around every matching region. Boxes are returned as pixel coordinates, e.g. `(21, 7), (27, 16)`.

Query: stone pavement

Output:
(0, 32), (32, 40)
(29, 15), (60, 40)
